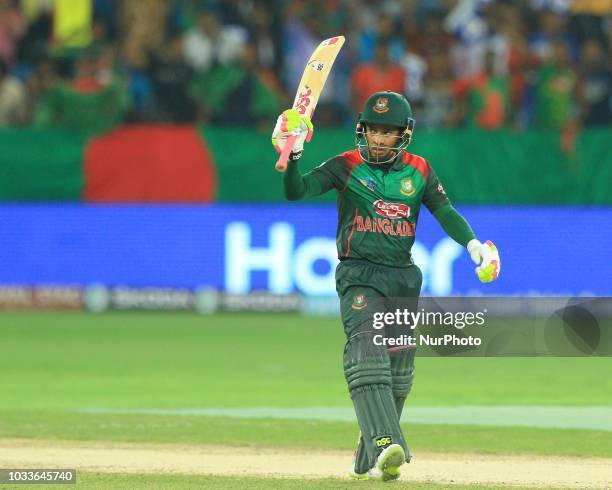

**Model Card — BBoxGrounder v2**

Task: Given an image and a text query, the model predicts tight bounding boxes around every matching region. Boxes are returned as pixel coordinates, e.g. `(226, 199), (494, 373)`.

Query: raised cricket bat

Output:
(275, 35), (345, 172)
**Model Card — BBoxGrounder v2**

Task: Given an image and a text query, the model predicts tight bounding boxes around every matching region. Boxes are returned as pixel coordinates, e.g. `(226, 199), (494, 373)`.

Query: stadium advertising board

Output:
(0, 205), (609, 297)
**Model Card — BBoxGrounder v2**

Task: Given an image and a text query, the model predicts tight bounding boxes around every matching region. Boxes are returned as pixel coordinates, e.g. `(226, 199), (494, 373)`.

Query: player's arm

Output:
(423, 166), (501, 283)
(283, 159), (334, 200)
(432, 205), (476, 247)
(272, 109), (336, 201)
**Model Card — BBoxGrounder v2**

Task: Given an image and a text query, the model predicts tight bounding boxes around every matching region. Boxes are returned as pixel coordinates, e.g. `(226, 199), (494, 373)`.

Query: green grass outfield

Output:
(1, 311), (611, 459)
(8, 473), (561, 490)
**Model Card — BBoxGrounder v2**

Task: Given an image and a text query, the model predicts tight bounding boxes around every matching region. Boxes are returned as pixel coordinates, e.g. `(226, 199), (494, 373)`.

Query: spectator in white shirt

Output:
(183, 10), (248, 72)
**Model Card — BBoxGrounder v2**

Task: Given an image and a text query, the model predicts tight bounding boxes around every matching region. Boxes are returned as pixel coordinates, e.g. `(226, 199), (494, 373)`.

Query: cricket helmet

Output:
(355, 91), (415, 164)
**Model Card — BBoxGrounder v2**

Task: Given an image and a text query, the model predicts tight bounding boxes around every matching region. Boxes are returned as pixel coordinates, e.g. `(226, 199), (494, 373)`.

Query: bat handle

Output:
(275, 134), (298, 172)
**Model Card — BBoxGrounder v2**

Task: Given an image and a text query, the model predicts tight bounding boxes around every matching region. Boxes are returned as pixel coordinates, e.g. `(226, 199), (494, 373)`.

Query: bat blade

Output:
(275, 35), (345, 172)
(291, 35), (345, 118)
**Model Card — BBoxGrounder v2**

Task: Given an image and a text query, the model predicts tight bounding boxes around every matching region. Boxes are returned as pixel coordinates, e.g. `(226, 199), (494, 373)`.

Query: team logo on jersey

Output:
(373, 199), (410, 219)
(359, 177), (377, 191)
(400, 178), (416, 196)
(438, 183), (446, 194)
(352, 293), (367, 310)
(373, 97), (389, 113)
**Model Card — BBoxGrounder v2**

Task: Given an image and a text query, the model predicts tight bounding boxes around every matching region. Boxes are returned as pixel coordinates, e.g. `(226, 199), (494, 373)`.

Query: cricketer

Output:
(272, 91), (501, 481)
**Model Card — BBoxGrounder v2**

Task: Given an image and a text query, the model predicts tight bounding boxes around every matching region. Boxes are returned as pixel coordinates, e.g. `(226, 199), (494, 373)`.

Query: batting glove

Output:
(467, 239), (501, 283)
(271, 109), (314, 157)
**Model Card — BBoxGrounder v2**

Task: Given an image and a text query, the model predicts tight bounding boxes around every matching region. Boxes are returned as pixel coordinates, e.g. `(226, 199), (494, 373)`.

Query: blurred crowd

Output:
(0, 0), (610, 133)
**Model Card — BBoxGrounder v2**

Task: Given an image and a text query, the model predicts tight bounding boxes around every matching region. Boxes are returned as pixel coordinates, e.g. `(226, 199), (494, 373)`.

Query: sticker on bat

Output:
(295, 87), (313, 115)
(322, 37), (340, 46)
(309, 61), (325, 71)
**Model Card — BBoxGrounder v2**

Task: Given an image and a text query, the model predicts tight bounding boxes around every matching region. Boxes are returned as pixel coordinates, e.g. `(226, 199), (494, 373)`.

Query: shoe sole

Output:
(377, 444), (405, 481)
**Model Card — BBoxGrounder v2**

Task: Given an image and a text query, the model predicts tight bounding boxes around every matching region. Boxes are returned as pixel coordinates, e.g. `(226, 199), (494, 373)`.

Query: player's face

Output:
(365, 124), (402, 161)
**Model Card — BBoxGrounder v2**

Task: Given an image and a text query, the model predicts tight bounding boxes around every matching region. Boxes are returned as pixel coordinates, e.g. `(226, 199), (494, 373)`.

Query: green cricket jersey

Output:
(535, 63), (577, 129)
(284, 149), (475, 267)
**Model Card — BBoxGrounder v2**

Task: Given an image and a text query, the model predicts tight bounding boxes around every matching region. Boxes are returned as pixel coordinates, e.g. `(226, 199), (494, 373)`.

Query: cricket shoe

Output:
(346, 466), (389, 481)
(373, 444), (405, 481)
(347, 466), (369, 480)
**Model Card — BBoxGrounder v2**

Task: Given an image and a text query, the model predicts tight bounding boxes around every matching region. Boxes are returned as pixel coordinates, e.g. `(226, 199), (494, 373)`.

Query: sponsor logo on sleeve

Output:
(359, 177), (377, 191)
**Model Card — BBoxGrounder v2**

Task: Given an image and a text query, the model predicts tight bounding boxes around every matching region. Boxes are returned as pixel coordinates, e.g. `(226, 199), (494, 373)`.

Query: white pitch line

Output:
(75, 406), (612, 431)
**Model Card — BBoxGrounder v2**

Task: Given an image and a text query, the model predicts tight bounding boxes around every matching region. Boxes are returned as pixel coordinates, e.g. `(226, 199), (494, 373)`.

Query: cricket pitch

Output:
(1, 439), (610, 488)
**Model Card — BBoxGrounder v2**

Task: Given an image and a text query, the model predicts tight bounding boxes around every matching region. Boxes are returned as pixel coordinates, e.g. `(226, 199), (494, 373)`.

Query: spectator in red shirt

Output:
(72, 53), (105, 93)
(350, 40), (406, 113)
(452, 49), (511, 129)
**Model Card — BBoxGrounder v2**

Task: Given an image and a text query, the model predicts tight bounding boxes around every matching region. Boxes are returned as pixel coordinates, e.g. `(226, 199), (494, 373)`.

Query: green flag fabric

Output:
(0, 126), (609, 204)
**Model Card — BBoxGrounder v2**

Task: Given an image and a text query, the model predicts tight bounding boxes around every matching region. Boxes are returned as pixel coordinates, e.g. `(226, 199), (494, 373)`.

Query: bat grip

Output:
(275, 134), (298, 172)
